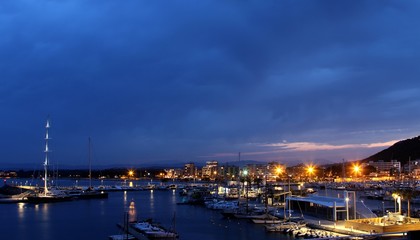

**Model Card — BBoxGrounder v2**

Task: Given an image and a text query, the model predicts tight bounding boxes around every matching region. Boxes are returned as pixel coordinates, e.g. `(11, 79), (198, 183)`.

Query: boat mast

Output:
(237, 152), (241, 202)
(88, 137), (92, 189)
(44, 118), (51, 196)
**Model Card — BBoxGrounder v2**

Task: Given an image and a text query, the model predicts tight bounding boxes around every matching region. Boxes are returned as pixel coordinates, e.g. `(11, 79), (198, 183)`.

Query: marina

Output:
(2, 178), (420, 240)
(3, 1), (420, 240)
(0, 181), (284, 240)
(2, 127), (420, 239)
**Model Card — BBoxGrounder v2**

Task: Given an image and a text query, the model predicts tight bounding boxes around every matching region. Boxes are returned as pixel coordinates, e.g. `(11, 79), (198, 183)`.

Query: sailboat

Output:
(27, 118), (72, 203)
(75, 137), (108, 199)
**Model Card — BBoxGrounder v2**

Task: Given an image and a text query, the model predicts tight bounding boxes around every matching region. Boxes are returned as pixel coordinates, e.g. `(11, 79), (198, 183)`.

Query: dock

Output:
(305, 219), (409, 239)
(117, 223), (149, 240)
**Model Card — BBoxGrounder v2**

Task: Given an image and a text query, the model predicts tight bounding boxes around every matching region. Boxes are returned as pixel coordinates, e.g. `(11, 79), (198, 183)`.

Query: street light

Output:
(243, 169), (249, 213)
(128, 170), (134, 179)
(275, 166), (283, 182)
(352, 163), (362, 180)
(382, 201), (385, 217)
(397, 196), (401, 214)
(306, 165), (315, 181)
(345, 197), (350, 220)
(392, 193), (399, 213)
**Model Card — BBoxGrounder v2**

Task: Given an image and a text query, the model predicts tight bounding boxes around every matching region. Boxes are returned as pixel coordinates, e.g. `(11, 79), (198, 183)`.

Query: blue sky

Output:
(1, 1), (420, 168)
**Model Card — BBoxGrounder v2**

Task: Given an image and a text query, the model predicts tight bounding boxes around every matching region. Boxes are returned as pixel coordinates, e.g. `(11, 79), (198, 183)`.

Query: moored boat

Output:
(132, 220), (178, 239)
(252, 218), (283, 224)
(26, 118), (73, 204)
(70, 187), (109, 199)
(108, 234), (136, 240)
(27, 188), (73, 203)
(76, 137), (109, 200)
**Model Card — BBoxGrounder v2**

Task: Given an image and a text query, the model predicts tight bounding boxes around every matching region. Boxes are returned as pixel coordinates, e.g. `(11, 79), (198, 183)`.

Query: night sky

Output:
(1, 1), (420, 168)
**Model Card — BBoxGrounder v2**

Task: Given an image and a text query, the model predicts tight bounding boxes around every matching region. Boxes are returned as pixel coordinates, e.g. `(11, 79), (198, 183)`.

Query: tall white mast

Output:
(44, 118), (50, 195)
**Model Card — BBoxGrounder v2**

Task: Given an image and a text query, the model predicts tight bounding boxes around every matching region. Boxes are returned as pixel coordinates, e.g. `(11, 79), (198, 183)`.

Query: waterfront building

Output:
(365, 160), (401, 179)
(413, 168), (420, 178)
(184, 162), (197, 179)
(202, 161), (218, 180)
(404, 159), (420, 178)
(288, 195), (348, 221)
(0, 171), (17, 178)
(163, 168), (182, 180)
(288, 191), (376, 221)
(218, 164), (239, 181)
(245, 163), (266, 182)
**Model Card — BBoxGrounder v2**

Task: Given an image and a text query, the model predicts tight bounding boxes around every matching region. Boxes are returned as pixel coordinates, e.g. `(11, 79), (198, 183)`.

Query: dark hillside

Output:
(362, 136), (420, 165)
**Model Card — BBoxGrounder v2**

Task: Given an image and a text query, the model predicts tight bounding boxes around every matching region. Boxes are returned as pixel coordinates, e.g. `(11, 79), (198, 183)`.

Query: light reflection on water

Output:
(149, 189), (155, 215)
(1, 180), (291, 240)
(17, 202), (25, 220)
(99, 198), (106, 216)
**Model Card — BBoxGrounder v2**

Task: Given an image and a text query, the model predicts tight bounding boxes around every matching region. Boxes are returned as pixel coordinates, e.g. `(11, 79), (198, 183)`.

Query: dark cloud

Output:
(1, 1), (420, 167)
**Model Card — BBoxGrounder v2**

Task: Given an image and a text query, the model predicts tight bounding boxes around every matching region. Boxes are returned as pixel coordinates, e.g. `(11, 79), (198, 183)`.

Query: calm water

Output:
(0, 179), (293, 240)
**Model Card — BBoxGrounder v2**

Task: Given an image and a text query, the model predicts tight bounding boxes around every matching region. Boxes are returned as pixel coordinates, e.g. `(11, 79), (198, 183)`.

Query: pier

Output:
(116, 223), (149, 240)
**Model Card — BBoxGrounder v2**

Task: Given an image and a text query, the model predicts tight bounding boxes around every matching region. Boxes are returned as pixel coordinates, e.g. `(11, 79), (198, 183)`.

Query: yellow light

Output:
(276, 167), (283, 175)
(306, 165), (315, 175)
(352, 163), (362, 177)
(128, 170), (134, 177)
(353, 164), (360, 173)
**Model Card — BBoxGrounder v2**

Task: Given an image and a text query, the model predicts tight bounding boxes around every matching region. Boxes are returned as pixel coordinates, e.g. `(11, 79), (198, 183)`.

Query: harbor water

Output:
(0, 179), (294, 240)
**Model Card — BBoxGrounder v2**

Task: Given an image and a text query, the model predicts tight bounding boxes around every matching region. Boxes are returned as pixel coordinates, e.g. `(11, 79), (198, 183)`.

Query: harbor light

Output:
(306, 165), (315, 174)
(276, 167), (283, 175)
(352, 163), (362, 179)
(275, 166), (284, 181)
(306, 164), (316, 180)
(397, 196), (401, 214)
(345, 197), (350, 220)
(392, 193), (400, 213)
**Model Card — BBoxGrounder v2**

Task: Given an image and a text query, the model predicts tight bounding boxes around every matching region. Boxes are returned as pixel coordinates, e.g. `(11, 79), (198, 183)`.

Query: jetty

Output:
(117, 223), (149, 240)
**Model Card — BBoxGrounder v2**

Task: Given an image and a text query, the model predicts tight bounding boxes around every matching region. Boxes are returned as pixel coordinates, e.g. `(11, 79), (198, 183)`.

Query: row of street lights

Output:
(275, 163), (363, 180)
(124, 162), (364, 181)
(275, 164), (317, 180)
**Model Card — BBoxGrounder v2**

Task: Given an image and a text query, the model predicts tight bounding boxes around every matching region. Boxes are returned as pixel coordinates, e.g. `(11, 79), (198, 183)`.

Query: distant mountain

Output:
(362, 136), (420, 165)
(219, 160), (265, 167)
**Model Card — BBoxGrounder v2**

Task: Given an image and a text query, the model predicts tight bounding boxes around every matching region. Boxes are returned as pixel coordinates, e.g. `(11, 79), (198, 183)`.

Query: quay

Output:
(305, 219), (420, 240)
(116, 223), (149, 240)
